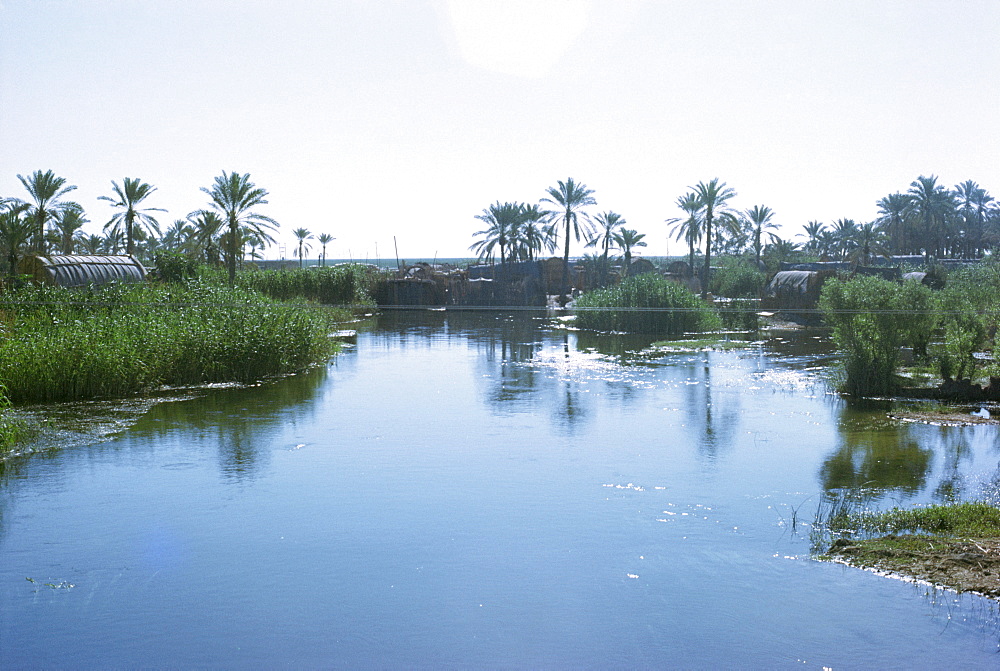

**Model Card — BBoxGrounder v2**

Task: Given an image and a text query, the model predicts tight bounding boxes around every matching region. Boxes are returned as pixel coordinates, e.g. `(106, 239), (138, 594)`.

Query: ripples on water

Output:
(3, 312), (1000, 668)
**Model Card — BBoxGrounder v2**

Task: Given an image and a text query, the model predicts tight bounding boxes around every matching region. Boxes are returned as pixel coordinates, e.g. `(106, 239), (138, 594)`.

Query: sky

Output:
(1, 0), (998, 261)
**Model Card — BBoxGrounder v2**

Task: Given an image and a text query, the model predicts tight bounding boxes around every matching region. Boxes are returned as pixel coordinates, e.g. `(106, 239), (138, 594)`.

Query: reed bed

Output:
(234, 265), (383, 308)
(0, 281), (346, 403)
(574, 274), (722, 335)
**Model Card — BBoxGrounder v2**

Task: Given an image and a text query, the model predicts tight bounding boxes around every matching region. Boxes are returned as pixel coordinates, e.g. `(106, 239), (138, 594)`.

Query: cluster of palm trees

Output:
(0, 169), (286, 282)
(470, 177), (647, 295)
(288, 228), (336, 268)
(799, 176), (998, 262)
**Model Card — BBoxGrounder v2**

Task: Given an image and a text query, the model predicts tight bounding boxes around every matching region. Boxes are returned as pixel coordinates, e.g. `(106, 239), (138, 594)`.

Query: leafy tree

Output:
(98, 177), (165, 257)
(17, 170), (77, 254)
(542, 177), (596, 297)
(666, 192), (702, 277)
(317, 233), (335, 266)
(293, 227), (313, 268)
(200, 172), (278, 283)
(690, 178), (737, 299)
(820, 275), (930, 396)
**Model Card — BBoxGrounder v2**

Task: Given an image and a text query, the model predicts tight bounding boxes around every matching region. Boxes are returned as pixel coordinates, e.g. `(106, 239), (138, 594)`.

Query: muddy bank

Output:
(828, 535), (1000, 598)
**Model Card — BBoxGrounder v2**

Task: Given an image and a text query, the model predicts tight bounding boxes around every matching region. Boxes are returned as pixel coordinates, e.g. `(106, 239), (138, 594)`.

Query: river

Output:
(2, 310), (999, 668)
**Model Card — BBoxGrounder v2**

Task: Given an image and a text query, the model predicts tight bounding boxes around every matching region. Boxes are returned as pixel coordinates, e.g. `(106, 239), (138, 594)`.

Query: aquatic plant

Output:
(0, 281), (346, 403)
(235, 265), (380, 308)
(575, 274), (721, 336)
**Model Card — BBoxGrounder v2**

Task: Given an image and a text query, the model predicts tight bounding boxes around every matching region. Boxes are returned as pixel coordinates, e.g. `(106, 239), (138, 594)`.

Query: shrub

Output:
(575, 274), (721, 335)
(709, 261), (766, 298)
(820, 275), (931, 397)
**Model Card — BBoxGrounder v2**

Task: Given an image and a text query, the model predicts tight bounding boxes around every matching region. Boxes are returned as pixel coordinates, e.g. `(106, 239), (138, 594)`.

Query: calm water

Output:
(2, 311), (1000, 668)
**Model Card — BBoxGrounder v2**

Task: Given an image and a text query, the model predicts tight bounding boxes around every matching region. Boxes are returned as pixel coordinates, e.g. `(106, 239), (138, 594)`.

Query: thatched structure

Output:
(761, 270), (834, 313)
(18, 255), (147, 287)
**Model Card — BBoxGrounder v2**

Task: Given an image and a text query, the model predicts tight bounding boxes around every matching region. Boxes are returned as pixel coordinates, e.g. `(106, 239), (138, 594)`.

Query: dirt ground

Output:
(887, 410), (998, 426)
(828, 536), (1000, 598)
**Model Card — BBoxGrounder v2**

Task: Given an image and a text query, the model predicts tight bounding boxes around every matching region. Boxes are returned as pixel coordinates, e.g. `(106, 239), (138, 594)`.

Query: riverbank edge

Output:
(823, 534), (1000, 599)
(818, 502), (1000, 600)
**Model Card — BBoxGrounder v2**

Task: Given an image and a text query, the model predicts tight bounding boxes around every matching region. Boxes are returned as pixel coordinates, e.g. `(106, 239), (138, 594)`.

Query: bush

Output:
(153, 251), (200, 283)
(709, 261), (766, 298)
(575, 274), (721, 335)
(820, 275), (933, 397)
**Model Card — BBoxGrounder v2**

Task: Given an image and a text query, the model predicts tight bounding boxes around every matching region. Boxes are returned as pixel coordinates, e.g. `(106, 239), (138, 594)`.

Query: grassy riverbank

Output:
(0, 281), (350, 403)
(818, 501), (1000, 598)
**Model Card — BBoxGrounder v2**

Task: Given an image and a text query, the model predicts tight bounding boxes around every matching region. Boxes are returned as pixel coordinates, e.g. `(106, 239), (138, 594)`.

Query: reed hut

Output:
(18, 255), (147, 287)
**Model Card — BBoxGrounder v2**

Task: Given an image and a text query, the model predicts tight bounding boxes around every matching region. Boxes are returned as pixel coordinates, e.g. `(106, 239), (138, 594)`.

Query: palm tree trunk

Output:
(701, 212), (713, 299)
(561, 215), (571, 299)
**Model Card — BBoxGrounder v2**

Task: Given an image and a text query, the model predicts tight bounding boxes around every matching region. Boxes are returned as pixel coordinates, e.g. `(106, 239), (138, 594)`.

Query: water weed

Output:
(0, 281), (346, 403)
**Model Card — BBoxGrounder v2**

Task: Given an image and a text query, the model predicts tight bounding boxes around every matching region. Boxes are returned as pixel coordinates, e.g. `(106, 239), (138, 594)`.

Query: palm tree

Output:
(200, 172), (279, 283)
(98, 177), (165, 257)
(876, 193), (909, 255)
(102, 227), (125, 255)
(188, 210), (226, 265)
(849, 221), (890, 265)
(799, 220), (826, 256)
(79, 234), (103, 255)
(52, 203), (89, 254)
(831, 218), (858, 261)
(666, 192), (702, 277)
(954, 180), (993, 258)
(542, 177), (596, 298)
(613, 228), (647, 269)
(471, 201), (521, 265)
(741, 204), (776, 268)
(17, 169), (77, 254)
(517, 203), (550, 262)
(907, 175), (955, 258)
(317, 233), (335, 266)
(763, 236), (802, 268)
(586, 210), (626, 285)
(691, 178), (737, 298)
(0, 200), (32, 277)
(293, 228), (313, 268)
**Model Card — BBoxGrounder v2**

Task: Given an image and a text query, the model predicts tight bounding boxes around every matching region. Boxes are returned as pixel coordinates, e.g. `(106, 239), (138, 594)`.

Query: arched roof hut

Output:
(18, 255), (147, 287)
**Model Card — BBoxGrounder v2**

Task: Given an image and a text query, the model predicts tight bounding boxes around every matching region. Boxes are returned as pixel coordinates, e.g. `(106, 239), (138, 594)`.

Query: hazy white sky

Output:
(2, 0), (998, 260)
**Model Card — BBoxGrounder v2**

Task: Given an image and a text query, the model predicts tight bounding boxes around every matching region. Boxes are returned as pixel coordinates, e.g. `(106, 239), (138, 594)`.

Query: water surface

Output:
(2, 311), (999, 668)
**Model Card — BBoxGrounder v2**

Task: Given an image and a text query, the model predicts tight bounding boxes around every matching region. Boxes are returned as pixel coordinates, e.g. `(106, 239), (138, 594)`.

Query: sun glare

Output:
(445, 0), (592, 78)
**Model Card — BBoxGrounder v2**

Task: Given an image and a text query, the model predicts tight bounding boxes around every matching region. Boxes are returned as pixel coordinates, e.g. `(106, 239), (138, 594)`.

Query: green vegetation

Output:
(821, 501), (1000, 538)
(819, 275), (937, 396)
(235, 264), (380, 307)
(709, 259), (767, 298)
(575, 274), (721, 336)
(0, 281), (347, 403)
